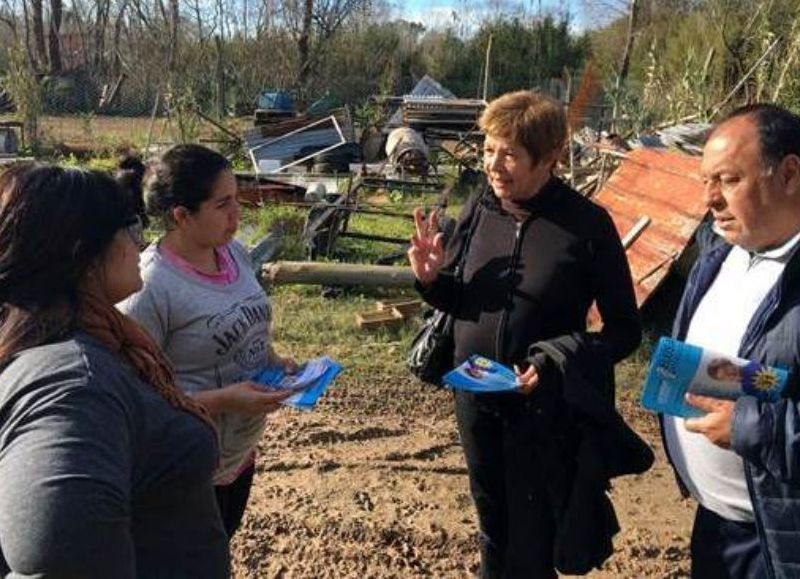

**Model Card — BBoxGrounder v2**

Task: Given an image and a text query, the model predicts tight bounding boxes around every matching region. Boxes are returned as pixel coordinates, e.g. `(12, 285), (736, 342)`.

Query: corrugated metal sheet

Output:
(592, 148), (707, 306)
(407, 75), (457, 99)
(386, 75), (458, 127)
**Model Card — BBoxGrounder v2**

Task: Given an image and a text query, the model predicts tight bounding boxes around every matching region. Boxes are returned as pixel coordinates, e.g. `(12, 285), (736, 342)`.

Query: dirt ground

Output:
(230, 369), (696, 578)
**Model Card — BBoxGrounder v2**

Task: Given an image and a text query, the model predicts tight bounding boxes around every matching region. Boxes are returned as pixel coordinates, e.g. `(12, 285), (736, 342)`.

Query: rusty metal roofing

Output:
(592, 148), (707, 307)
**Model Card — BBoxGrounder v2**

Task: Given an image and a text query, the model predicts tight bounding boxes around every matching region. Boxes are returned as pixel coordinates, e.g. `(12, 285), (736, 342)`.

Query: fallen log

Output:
(261, 261), (416, 288)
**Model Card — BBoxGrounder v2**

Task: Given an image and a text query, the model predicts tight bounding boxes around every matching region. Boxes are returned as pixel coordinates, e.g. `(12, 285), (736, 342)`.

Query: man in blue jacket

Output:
(663, 103), (800, 579)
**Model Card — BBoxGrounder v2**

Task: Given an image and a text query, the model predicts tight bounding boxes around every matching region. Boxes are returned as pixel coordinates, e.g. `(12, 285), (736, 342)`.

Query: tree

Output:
(47, 0), (62, 72)
(280, 0), (371, 101)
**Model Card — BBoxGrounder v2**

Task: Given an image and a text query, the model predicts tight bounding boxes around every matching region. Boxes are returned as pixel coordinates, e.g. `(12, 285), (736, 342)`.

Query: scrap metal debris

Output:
(385, 127), (430, 175)
(244, 108), (357, 174)
(591, 147), (706, 307)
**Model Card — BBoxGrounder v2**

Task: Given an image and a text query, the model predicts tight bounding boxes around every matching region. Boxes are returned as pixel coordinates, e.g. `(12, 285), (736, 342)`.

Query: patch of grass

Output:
(332, 211), (414, 264)
(268, 285), (420, 372)
(238, 205), (308, 260)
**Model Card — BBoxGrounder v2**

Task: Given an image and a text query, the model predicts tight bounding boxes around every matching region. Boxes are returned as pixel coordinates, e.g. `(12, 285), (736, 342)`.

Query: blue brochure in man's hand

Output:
(641, 337), (789, 418)
(252, 356), (342, 410)
(443, 355), (519, 393)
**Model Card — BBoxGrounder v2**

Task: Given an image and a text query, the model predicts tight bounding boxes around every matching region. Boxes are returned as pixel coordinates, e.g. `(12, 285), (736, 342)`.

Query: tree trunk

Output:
(30, 0), (47, 70)
(111, 0), (129, 77)
(168, 0), (179, 74)
(47, 0), (63, 73)
(297, 0), (313, 100)
(612, 0), (639, 129)
(21, 0), (38, 69)
(93, 0), (110, 74)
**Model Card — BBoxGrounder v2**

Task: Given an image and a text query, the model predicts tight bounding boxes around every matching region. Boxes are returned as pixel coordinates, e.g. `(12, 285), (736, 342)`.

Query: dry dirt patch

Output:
(231, 371), (694, 578)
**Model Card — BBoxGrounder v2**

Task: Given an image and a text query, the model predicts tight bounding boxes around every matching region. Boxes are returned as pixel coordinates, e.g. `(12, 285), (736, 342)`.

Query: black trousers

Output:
(691, 505), (767, 579)
(214, 461), (256, 540)
(455, 391), (557, 579)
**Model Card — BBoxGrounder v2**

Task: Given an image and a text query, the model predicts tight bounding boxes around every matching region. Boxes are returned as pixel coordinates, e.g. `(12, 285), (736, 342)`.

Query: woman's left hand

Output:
(514, 364), (539, 395)
(276, 356), (299, 374)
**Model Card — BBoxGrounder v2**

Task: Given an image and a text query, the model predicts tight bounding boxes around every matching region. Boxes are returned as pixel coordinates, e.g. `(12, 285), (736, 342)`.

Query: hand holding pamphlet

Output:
(641, 337), (789, 418)
(252, 356), (342, 410)
(443, 355), (519, 393)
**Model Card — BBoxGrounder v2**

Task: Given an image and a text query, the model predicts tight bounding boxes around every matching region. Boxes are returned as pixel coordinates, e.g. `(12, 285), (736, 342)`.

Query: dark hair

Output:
(144, 144), (231, 227)
(116, 153), (149, 227)
(0, 163), (134, 362)
(716, 103), (800, 170)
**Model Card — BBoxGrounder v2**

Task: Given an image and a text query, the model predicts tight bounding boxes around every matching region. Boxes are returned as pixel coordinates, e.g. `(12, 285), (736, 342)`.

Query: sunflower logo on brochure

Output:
(742, 363), (783, 399)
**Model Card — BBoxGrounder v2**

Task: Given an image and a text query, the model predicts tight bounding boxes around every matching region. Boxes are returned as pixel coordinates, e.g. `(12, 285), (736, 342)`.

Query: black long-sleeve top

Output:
(420, 177), (641, 372)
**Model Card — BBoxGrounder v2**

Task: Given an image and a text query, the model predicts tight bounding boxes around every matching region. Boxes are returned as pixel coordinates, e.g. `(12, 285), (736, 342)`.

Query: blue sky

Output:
(396, 0), (591, 33)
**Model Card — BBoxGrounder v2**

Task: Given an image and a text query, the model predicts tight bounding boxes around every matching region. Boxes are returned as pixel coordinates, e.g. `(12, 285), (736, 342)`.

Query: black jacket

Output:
(531, 335), (654, 574)
(420, 177), (647, 573)
(421, 177), (641, 373)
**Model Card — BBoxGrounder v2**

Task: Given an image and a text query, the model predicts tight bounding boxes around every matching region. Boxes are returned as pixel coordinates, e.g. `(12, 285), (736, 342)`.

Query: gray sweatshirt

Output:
(119, 241), (272, 484)
(0, 333), (230, 579)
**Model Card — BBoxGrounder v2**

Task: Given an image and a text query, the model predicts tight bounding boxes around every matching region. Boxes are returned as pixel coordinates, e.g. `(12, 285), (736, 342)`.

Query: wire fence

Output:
(1, 73), (245, 154)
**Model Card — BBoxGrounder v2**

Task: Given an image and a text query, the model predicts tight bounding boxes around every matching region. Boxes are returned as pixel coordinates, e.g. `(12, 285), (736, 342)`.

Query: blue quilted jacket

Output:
(671, 225), (800, 579)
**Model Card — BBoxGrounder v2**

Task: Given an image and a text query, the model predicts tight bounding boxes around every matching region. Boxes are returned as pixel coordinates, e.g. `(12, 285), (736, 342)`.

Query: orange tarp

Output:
(592, 148), (707, 307)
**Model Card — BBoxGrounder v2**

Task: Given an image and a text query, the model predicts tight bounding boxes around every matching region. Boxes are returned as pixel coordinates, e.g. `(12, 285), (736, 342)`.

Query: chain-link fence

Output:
(0, 69), (248, 155)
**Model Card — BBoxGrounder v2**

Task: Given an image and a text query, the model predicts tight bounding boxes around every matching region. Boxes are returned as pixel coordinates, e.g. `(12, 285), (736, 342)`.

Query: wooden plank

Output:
(375, 298), (422, 317)
(355, 309), (404, 330)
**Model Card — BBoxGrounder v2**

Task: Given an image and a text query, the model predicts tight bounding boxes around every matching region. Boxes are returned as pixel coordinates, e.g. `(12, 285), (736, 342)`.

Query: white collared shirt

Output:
(664, 230), (800, 522)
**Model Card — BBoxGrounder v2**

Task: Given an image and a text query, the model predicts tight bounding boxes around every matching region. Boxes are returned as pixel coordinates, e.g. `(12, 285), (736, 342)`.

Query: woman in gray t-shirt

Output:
(0, 163), (230, 578)
(119, 145), (295, 539)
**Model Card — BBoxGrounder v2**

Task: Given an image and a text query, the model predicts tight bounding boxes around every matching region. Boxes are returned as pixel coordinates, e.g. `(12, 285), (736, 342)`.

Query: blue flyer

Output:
(252, 356), (342, 410)
(443, 355), (519, 393)
(641, 337), (789, 418)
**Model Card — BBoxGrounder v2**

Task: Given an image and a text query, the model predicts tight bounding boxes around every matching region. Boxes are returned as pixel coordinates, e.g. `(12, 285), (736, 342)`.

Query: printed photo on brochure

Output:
(443, 355), (519, 393)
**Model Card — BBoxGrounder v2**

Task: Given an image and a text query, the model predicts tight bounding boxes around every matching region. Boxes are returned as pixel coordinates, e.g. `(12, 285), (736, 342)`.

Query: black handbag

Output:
(407, 308), (455, 385)
(406, 197), (484, 385)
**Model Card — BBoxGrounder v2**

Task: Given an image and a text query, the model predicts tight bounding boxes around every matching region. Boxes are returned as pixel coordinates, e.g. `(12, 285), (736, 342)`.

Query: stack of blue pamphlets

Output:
(443, 355), (519, 393)
(252, 356), (342, 410)
(641, 337), (789, 418)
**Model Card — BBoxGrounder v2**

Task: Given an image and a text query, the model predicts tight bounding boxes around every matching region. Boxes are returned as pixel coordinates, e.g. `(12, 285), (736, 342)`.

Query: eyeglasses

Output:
(124, 215), (146, 250)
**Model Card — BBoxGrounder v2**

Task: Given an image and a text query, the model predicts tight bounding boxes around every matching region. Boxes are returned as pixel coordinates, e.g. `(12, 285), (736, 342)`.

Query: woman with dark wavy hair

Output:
(0, 163), (231, 578)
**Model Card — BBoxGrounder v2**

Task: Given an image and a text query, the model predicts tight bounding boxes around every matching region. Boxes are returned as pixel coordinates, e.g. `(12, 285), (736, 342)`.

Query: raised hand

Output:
(408, 207), (445, 286)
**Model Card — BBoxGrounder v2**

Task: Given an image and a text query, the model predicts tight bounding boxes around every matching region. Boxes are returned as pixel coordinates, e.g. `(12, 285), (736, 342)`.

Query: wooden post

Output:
(482, 34), (493, 101)
(215, 35), (224, 119)
(261, 261), (416, 288)
(144, 92), (161, 153)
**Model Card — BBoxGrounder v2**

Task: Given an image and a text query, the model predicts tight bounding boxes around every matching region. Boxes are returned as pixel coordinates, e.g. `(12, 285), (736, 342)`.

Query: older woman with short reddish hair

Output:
(409, 90), (647, 577)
